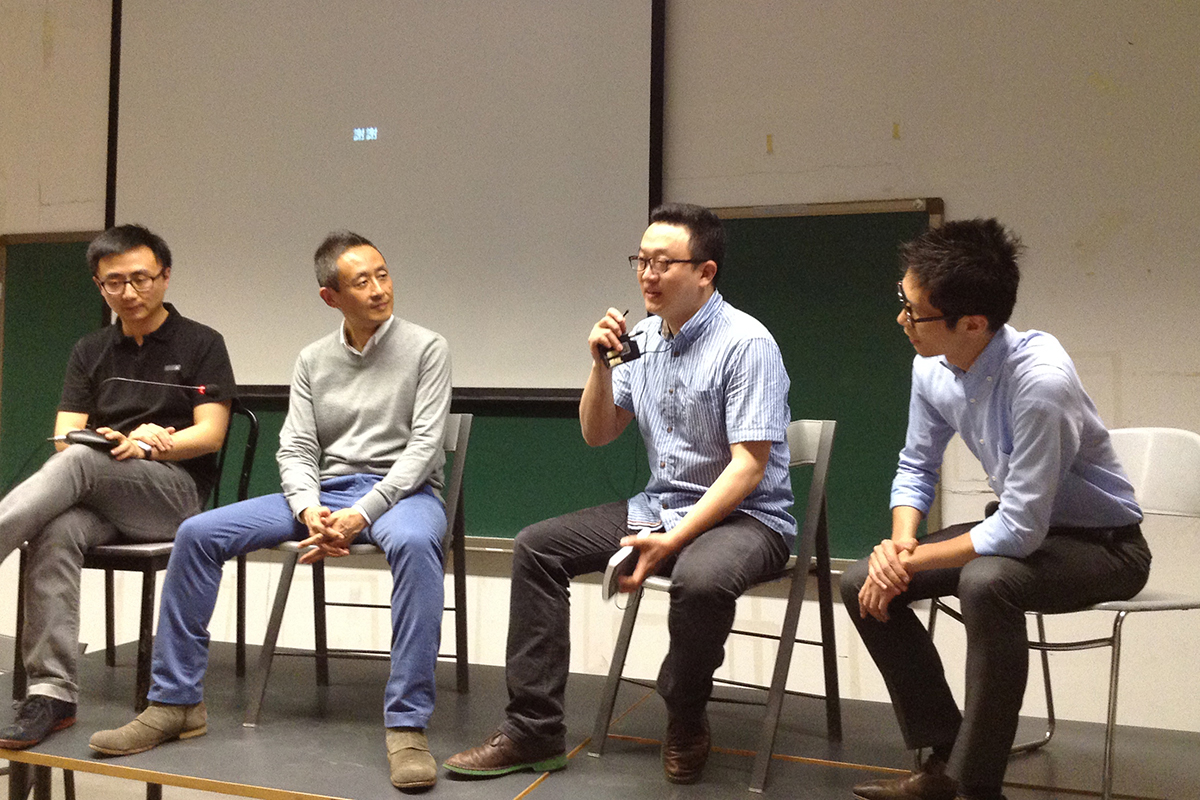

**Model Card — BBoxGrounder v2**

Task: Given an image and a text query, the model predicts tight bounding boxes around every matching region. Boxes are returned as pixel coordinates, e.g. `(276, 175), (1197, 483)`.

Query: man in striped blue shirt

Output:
(445, 203), (795, 785)
(842, 219), (1151, 800)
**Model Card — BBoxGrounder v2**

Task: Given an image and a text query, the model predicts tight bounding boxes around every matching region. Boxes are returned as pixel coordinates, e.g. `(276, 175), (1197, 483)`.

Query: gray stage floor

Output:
(3, 641), (1198, 799)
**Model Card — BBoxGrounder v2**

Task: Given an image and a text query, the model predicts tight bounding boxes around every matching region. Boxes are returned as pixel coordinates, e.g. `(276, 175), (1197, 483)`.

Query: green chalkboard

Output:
(717, 205), (935, 558)
(4, 203), (938, 559)
(0, 239), (102, 492)
(213, 408), (653, 541)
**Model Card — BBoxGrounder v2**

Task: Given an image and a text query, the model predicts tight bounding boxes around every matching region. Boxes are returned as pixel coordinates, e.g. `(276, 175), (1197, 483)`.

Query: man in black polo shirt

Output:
(0, 225), (236, 750)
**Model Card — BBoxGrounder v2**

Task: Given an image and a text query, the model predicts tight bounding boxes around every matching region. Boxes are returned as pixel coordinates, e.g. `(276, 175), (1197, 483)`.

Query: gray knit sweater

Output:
(276, 317), (452, 522)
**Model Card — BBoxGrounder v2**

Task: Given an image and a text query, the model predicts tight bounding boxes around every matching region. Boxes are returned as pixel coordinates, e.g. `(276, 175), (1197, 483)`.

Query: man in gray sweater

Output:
(90, 231), (453, 791)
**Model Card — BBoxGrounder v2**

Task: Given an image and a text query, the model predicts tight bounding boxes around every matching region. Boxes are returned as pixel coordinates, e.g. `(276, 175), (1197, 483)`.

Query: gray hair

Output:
(313, 230), (377, 289)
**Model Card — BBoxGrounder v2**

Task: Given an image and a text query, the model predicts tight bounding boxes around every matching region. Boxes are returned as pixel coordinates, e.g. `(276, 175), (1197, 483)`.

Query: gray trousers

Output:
(840, 521), (1151, 796)
(0, 445), (201, 702)
(499, 500), (789, 752)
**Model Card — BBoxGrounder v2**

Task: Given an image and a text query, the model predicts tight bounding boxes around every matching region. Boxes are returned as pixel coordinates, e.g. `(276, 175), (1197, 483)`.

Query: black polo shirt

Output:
(58, 303), (237, 501)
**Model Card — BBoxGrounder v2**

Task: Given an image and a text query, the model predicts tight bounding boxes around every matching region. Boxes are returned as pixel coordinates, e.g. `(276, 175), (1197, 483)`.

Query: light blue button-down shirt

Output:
(892, 325), (1142, 558)
(612, 290), (796, 542)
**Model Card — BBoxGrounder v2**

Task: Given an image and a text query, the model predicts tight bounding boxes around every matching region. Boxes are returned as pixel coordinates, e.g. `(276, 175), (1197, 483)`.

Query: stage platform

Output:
(3, 641), (1198, 799)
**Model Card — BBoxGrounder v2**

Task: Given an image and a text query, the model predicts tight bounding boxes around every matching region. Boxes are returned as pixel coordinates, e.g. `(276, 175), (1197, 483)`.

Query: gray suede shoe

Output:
(89, 701), (207, 757)
(386, 728), (437, 790)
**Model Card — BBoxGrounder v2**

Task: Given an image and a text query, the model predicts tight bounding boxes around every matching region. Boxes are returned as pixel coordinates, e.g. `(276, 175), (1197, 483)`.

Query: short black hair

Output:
(900, 218), (1022, 332)
(314, 231), (378, 289)
(86, 225), (172, 275)
(649, 202), (725, 283)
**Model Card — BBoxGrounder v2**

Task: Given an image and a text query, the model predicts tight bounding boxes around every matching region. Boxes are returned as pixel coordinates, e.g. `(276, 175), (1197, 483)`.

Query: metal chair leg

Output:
(750, 556), (809, 792)
(13, 550), (28, 700)
(1100, 611), (1128, 800)
(813, 501), (842, 742)
(135, 568), (157, 712)
(105, 569), (117, 667)
(452, 506), (469, 693)
(236, 553), (247, 677)
(32, 765), (51, 800)
(1012, 612), (1055, 754)
(588, 589), (644, 757)
(244, 553), (299, 726)
(312, 561), (329, 687)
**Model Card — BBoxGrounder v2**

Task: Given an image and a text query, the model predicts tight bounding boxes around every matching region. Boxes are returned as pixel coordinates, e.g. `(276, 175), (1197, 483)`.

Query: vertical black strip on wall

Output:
(101, 0), (122, 327)
(103, 0), (122, 231)
(648, 0), (666, 216)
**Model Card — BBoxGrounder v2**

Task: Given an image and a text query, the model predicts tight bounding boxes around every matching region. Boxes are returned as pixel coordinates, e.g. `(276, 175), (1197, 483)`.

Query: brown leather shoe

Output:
(852, 757), (957, 800)
(661, 713), (710, 785)
(442, 729), (567, 778)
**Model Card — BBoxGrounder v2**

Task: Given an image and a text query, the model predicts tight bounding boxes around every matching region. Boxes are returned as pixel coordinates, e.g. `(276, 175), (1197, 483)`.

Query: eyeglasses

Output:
(629, 255), (701, 276)
(95, 270), (166, 296)
(897, 281), (950, 325)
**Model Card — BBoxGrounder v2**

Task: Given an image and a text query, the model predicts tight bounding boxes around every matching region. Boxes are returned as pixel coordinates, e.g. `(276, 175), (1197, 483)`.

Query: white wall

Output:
(0, 0), (108, 234)
(2, 0), (1199, 745)
(659, 0), (1200, 735)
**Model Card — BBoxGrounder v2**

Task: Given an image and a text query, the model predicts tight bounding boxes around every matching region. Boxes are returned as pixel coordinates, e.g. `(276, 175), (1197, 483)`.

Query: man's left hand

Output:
(300, 509), (368, 563)
(858, 578), (902, 623)
(96, 427), (152, 461)
(617, 530), (682, 593)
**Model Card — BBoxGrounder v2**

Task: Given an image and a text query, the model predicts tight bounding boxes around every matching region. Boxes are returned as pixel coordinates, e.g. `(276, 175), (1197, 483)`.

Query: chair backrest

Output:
(441, 413), (473, 549)
(786, 419), (837, 564)
(210, 397), (260, 508)
(1109, 427), (1200, 519)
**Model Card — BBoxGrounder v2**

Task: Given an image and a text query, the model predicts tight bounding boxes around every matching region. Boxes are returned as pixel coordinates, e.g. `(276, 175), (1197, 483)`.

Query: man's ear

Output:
(960, 314), (991, 337)
(698, 259), (717, 286)
(319, 286), (339, 310)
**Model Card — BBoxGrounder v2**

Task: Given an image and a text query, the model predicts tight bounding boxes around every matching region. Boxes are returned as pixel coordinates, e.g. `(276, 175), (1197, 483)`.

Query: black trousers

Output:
(499, 500), (789, 751)
(841, 521), (1151, 795)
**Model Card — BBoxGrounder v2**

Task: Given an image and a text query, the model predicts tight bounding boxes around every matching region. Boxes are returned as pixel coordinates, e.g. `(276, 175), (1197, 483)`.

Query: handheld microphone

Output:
(601, 309), (642, 368)
(49, 429), (119, 451)
(101, 376), (222, 397)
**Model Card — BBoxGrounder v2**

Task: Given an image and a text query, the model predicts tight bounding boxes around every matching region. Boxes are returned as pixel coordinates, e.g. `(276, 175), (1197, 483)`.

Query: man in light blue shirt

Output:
(445, 203), (794, 786)
(842, 219), (1151, 800)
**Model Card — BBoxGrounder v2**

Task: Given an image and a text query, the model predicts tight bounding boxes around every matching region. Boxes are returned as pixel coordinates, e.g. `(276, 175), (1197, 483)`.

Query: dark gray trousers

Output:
(500, 500), (789, 752)
(0, 445), (201, 702)
(840, 521), (1151, 795)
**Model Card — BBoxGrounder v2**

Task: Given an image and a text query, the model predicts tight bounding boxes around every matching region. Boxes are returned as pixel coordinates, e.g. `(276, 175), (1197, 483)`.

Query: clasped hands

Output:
(615, 529), (682, 594)
(858, 538), (919, 623)
(95, 423), (176, 461)
(298, 506), (368, 564)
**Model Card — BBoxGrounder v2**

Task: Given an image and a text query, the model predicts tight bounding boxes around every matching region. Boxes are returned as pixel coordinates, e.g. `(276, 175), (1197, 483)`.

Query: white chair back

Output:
(1109, 427), (1200, 518)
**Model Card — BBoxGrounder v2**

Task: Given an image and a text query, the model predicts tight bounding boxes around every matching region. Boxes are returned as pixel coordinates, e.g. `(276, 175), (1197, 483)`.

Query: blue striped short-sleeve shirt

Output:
(612, 290), (796, 542)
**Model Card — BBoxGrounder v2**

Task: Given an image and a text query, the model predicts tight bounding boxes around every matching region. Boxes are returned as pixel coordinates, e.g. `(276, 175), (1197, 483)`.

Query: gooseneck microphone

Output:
(101, 376), (223, 397)
(49, 377), (223, 451)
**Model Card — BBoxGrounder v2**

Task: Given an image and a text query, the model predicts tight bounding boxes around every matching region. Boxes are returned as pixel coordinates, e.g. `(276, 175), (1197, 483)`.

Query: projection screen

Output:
(115, 1), (652, 390)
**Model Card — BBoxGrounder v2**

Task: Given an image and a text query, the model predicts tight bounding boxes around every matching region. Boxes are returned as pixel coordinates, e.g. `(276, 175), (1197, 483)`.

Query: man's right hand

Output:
(867, 537), (917, 592)
(588, 308), (627, 368)
(298, 506), (340, 564)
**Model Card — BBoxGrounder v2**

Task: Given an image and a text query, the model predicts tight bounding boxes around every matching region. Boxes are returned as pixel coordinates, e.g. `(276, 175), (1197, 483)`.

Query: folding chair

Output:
(590, 418), (841, 793)
(243, 413), (473, 726)
(928, 427), (1200, 800)
(11, 399), (258, 711)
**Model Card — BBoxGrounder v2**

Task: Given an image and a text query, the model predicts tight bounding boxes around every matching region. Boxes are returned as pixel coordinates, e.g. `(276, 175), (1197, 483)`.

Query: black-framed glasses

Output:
(897, 281), (950, 325)
(96, 270), (165, 296)
(629, 255), (701, 276)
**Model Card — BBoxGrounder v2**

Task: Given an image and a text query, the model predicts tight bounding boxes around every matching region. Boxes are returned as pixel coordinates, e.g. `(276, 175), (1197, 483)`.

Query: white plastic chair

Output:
(929, 427), (1200, 800)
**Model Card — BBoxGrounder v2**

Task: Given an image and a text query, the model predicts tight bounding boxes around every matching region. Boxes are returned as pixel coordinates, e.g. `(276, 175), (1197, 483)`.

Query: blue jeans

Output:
(148, 475), (446, 728)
